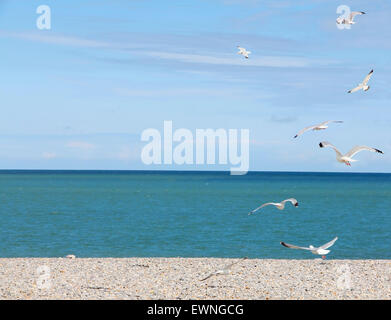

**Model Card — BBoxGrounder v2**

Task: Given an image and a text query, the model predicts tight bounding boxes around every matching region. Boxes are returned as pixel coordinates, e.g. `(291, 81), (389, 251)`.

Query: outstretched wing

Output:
(248, 202), (277, 215)
(281, 198), (298, 207)
(223, 257), (248, 271)
(362, 69), (373, 86)
(345, 145), (383, 158)
(348, 84), (362, 93)
(319, 141), (343, 157)
(350, 11), (365, 21)
(294, 125), (317, 138)
(319, 236), (338, 249)
(200, 273), (215, 281)
(320, 120), (344, 126)
(280, 242), (311, 251)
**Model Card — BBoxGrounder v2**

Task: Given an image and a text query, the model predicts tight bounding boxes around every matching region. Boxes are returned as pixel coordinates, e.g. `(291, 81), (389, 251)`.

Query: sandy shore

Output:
(0, 258), (390, 299)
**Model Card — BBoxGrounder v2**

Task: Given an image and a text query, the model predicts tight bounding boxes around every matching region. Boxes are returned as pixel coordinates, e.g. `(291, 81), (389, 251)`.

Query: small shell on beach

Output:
(65, 255), (76, 259)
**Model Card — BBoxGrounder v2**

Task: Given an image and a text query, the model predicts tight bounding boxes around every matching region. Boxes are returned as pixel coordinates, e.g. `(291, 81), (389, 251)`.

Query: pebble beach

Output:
(0, 258), (390, 300)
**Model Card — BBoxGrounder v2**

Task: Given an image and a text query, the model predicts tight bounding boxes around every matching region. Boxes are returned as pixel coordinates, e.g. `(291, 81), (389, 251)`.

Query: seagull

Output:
(348, 69), (373, 93)
(336, 11), (365, 25)
(237, 46), (251, 59)
(200, 257), (248, 281)
(294, 120), (343, 138)
(319, 141), (383, 166)
(280, 237), (338, 259)
(248, 198), (298, 215)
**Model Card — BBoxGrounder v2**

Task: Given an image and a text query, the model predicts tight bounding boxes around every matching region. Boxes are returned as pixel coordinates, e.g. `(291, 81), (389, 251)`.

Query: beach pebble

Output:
(0, 258), (389, 299)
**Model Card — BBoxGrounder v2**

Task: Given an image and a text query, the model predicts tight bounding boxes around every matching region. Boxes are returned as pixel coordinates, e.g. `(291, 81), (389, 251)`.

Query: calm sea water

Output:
(0, 170), (390, 259)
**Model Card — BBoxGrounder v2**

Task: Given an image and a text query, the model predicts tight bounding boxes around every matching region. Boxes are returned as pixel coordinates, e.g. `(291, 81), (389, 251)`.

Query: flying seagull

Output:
(319, 141), (383, 166)
(248, 198), (298, 215)
(200, 257), (248, 281)
(348, 69), (373, 93)
(336, 11), (365, 25)
(294, 120), (343, 138)
(280, 237), (338, 259)
(237, 46), (251, 59)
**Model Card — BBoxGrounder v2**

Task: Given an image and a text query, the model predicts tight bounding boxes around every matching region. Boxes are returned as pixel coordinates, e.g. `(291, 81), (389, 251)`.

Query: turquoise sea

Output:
(0, 170), (390, 259)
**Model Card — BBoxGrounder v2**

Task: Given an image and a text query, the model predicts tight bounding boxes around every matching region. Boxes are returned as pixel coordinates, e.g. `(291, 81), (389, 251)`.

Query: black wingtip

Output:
(375, 149), (384, 154)
(361, 12), (366, 14)
(347, 90), (351, 93)
(280, 242), (288, 248)
(319, 142), (324, 148)
(369, 69), (374, 73)
(293, 135), (298, 139)
(294, 202), (299, 207)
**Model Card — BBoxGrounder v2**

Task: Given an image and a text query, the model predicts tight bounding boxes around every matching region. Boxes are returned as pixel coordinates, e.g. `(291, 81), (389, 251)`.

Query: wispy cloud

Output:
(42, 152), (57, 159)
(0, 30), (337, 68)
(141, 51), (328, 68)
(270, 115), (298, 123)
(0, 31), (110, 48)
(66, 141), (96, 150)
(114, 87), (242, 97)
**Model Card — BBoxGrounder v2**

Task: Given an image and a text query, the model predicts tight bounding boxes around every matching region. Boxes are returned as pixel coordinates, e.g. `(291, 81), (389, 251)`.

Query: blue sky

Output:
(0, 0), (390, 172)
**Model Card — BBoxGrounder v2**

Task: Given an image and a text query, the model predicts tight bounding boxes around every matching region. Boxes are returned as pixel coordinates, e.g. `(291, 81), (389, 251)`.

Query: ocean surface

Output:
(0, 170), (390, 259)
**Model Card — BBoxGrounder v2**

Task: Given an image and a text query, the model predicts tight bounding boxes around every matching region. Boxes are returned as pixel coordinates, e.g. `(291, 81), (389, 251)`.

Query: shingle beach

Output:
(0, 258), (390, 300)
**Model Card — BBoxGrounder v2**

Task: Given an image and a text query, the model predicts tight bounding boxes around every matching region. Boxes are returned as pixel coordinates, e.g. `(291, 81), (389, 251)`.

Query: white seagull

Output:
(336, 11), (365, 25)
(280, 237), (338, 259)
(200, 257), (248, 281)
(348, 69), (373, 93)
(248, 198), (298, 215)
(237, 46), (251, 59)
(294, 120), (343, 138)
(319, 141), (383, 166)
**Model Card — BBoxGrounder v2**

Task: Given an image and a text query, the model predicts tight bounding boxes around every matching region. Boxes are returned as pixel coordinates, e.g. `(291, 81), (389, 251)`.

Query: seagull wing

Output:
(281, 198), (298, 206)
(248, 202), (277, 215)
(350, 11), (365, 21)
(294, 125), (318, 138)
(200, 272), (216, 281)
(319, 120), (344, 126)
(348, 84), (363, 93)
(280, 242), (311, 251)
(345, 145), (383, 158)
(319, 141), (343, 158)
(319, 237), (338, 250)
(362, 69), (373, 86)
(223, 257), (248, 271)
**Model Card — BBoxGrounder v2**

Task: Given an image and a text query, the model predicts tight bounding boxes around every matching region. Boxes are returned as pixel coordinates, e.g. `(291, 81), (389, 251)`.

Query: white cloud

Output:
(114, 87), (240, 97)
(141, 51), (316, 67)
(0, 31), (110, 48)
